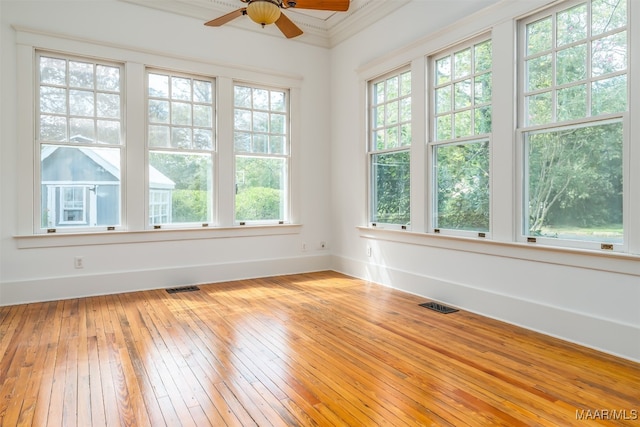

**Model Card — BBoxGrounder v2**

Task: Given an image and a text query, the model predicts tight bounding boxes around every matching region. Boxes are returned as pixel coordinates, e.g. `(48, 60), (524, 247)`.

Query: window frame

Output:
(35, 51), (125, 234)
(367, 66), (412, 230)
(232, 81), (292, 225)
(145, 68), (217, 229)
(428, 35), (493, 238)
(516, 0), (629, 252)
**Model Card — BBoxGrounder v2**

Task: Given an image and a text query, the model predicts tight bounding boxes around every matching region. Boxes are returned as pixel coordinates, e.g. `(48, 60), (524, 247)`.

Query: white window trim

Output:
(14, 27), (302, 247)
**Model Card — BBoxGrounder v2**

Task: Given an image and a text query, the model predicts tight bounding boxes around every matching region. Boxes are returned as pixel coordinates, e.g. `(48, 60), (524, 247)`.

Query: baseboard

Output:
(0, 254), (331, 306)
(332, 255), (640, 363)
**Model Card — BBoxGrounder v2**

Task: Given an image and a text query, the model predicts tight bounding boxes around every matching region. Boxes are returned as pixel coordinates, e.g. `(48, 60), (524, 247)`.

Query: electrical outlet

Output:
(74, 256), (84, 269)
(366, 246), (372, 257)
(301, 242), (307, 252)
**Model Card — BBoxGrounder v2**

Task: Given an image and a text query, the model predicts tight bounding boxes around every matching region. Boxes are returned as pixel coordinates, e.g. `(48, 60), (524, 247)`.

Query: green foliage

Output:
(527, 121), (623, 239)
(236, 187), (282, 221)
(436, 141), (489, 231)
(172, 189), (209, 222)
(372, 151), (410, 224)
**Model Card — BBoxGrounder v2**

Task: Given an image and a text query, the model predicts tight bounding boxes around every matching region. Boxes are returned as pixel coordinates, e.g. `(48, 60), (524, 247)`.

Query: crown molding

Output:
(119, 0), (411, 48)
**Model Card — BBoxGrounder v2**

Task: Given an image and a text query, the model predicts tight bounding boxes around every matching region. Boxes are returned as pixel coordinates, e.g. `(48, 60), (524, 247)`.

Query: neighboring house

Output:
(41, 138), (175, 228)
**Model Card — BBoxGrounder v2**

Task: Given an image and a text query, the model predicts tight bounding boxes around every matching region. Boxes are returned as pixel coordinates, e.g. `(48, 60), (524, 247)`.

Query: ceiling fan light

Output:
(247, 0), (281, 26)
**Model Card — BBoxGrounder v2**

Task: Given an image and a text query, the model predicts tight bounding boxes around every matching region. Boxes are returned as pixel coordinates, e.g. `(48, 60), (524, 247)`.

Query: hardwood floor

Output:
(1, 271), (638, 426)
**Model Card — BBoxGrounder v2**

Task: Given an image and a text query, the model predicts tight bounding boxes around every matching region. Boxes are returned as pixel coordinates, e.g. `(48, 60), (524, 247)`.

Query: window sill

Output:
(357, 226), (640, 277)
(15, 224), (302, 249)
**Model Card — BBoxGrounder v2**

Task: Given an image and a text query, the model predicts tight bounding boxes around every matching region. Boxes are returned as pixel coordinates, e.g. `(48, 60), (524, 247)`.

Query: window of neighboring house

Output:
(233, 84), (290, 223)
(519, 0), (627, 249)
(368, 69), (411, 228)
(147, 70), (215, 227)
(38, 53), (123, 231)
(60, 186), (87, 224)
(431, 38), (492, 235)
(149, 189), (171, 225)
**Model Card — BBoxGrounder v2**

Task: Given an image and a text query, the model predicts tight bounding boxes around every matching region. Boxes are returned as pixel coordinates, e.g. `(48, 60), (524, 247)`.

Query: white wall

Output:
(330, 0), (640, 362)
(0, 0), (333, 302)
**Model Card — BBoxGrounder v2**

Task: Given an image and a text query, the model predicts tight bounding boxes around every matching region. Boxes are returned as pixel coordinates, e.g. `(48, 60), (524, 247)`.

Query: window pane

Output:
(526, 54), (552, 91)
(171, 102), (192, 126)
(193, 129), (213, 150)
(149, 125), (170, 148)
(474, 72), (492, 105)
(40, 86), (67, 114)
(386, 76), (399, 100)
(235, 156), (287, 222)
(96, 93), (120, 119)
(454, 110), (471, 138)
(591, 31), (627, 77)
(436, 86), (451, 114)
(556, 44), (587, 85)
(557, 84), (587, 121)
(435, 140), (489, 231)
(171, 77), (191, 101)
(193, 80), (212, 103)
(96, 65), (120, 92)
(253, 89), (269, 110)
(436, 115), (452, 141)
(474, 106), (492, 135)
(592, 0), (626, 36)
(526, 17), (552, 55)
(526, 91), (552, 125)
(474, 40), (492, 73)
(149, 151), (212, 225)
(149, 99), (170, 123)
(525, 120), (622, 243)
(70, 118), (95, 141)
(435, 56), (451, 85)
(69, 90), (95, 117)
(171, 127), (192, 149)
(40, 145), (121, 228)
(454, 48), (471, 79)
(370, 150), (410, 225)
(386, 101), (398, 125)
(40, 57), (66, 85)
(149, 73), (169, 98)
(454, 79), (471, 109)
(556, 4), (587, 47)
(591, 75), (627, 115)
(40, 115), (67, 141)
(270, 91), (286, 112)
(234, 86), (252, 107)
(400, 72), (411, 96)
(97, 120), (120, 145)
(69, 61), (94, 89)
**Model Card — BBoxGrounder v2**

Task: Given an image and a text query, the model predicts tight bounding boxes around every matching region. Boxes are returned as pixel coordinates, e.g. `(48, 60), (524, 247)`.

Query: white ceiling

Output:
(120, 0), (411, 48)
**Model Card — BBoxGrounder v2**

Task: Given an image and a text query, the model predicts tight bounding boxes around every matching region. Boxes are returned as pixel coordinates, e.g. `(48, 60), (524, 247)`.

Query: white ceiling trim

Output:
(119, 0), (411, 48)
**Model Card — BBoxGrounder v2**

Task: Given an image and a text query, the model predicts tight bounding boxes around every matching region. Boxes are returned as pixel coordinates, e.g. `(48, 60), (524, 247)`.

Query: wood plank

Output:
(0, 271), (638, 426)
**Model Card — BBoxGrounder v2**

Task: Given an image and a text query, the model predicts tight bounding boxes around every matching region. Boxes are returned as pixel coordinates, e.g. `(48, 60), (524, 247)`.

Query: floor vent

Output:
(419, 301), (459, 314)
(166, 285), (200, 294)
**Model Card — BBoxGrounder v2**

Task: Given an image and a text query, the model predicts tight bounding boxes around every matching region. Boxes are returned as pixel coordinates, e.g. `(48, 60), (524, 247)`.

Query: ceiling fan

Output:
(204, 0), (350, 39)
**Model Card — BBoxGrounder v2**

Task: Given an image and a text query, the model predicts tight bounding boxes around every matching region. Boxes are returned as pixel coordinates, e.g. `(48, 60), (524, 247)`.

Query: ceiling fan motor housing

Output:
(247, 0), (282, 26)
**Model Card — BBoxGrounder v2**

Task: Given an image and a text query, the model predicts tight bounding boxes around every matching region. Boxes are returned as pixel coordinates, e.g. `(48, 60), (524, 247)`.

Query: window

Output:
(147, 71), (215, 227)
(368, 69), (411, 227)
(233, 84), (290, 223)
(431, 38), (492, 234)
(38, 53), (123, 231)
(519, 0), (627, 248)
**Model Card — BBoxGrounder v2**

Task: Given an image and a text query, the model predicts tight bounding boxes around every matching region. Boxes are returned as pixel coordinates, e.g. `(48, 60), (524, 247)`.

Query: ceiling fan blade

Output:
(204, 8), (246, 27)
(275, 13), (304, 38)
(286, 0), (349, 11)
